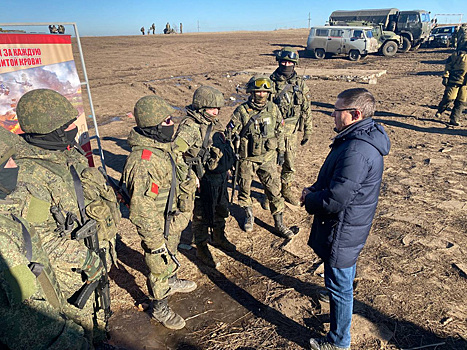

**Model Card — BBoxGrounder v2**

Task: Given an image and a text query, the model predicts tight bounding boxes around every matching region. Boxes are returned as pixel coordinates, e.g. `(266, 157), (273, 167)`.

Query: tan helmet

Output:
(16, 89), (77, 134)
(276, 46), (299, 64)
(192, 86), (225, 110)
(246, 75), (274, 93)
(134, 95), (174, 128)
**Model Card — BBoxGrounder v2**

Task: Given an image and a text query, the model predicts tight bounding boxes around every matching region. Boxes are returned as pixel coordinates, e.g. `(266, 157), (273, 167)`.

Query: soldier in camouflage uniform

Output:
(435, 44), (467, 126)
(122, 95), (197, 330)
(10, 89), (118, 343)
(173, 86), (236, 268)
(456, 23), (467, 51)
(228, 75), (295, 238)
(0, 126), (91, 349)
(270, 47), (312, 205)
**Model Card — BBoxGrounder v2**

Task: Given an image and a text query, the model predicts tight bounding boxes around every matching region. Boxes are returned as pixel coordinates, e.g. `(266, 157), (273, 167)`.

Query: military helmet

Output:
(16, 89), (77, 134)
(0, 127), (18, 165)
(134, 95), (174, 128)
(192, 86), (225, 110)
(276, 46), (299, 64)
(246, 75), (274, 93)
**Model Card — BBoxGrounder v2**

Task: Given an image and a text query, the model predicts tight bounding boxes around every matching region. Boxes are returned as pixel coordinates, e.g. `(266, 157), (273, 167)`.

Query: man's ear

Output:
(353, 109), (363, 121)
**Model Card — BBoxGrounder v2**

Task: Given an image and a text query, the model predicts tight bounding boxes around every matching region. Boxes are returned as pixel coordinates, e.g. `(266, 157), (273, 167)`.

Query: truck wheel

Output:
(314, 48), (325, 59)
(399, 37), (411, 53)
(348, 50), (361, 61)
(382, 41), (398, 57)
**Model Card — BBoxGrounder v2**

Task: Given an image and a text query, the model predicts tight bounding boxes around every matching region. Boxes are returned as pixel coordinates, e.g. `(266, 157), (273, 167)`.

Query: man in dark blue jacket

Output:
(301, 88), (390, 350)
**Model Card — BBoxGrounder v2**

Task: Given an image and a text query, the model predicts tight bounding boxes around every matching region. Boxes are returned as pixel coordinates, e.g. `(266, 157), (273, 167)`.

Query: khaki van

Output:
(306, 26), (379, 61)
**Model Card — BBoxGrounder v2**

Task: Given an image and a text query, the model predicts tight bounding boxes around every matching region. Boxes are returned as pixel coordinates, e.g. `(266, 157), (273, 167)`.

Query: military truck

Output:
(329, 8), (432, 52)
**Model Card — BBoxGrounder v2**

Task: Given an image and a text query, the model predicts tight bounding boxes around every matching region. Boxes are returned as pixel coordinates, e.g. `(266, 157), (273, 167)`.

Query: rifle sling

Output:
(164, 153), (177, 240)
(69, 165), (88, 224)
(239, 113), (261, 139)
(197, 123), (213, 160)
(274, 83), (293, 104)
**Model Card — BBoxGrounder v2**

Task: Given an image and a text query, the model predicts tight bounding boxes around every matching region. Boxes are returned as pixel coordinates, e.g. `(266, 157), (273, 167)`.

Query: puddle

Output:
(227, 93), (247, 106)
(107, 283), (251, 349)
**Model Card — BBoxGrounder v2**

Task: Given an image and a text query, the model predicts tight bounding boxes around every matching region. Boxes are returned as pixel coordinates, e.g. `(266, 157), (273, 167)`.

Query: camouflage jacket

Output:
(443, 50), (467, 85)
(173, 108), (233, 178)
(10, 140), (118, 296)
(123, 128), (193, 250)
(270, 70), (312, 136)
(0, 210), (88, 350)
(228, 99), (285, 164)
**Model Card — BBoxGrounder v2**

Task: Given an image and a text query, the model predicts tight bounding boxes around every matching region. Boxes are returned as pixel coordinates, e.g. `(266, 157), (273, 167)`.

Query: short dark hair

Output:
(337, 88), (375, 119)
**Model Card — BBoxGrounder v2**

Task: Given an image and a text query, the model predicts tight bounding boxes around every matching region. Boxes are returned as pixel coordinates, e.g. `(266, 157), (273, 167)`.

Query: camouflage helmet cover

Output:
(16, 89), (77, 134)
(276, 46), (299, 64)
(246, 74), (274, 93)
(134, 95), (174, 128)
(192, 86), (225, 110)
(0, 127), (18, 165)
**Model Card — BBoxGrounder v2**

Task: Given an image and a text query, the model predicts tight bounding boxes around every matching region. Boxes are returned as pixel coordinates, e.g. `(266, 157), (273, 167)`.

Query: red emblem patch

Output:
(141, 149), (152, 160)
(151, 183), (159, 194)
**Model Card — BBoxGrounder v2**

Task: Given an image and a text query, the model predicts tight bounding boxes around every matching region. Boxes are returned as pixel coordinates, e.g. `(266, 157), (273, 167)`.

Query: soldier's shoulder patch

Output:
(151, 183), (159, 194)
(141, 149), (152, 160)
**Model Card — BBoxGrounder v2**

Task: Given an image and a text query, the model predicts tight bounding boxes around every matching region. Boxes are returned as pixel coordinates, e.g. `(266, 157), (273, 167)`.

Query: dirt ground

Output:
(73, 29), (467, 349)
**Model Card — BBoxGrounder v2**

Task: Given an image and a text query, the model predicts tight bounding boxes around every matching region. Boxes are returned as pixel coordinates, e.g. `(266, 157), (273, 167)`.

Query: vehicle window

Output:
(316, 29), (329, 37)
(366, 30), (373, 38)
(330, 29), (343, 37)
(352, 30), (364, 39)
(399, 14), (408, 23)
(421, 13), (430, 22)
(407, 14), (419, 23)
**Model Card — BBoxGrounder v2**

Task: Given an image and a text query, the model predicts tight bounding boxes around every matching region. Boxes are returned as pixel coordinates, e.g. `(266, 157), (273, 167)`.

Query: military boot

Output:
(167, 274), (197, 296)
(196, 243), (216, 268)
(273, 212), (295, 239)
(261, 196), (270, 210)
(151, 298), (185, 330)
(282, 183), (299, 206)
(212, 228), (236, 252)
(243, 206), (254, 232)
(449, 101), (464, 126)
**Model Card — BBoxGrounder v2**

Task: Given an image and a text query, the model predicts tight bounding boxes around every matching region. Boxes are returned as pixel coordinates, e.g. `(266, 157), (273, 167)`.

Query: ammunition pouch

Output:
(177, 175), (196, 212)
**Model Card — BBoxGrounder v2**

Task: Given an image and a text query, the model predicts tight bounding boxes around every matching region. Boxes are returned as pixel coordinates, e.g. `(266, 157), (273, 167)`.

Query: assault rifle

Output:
(230, 134), (240, 203)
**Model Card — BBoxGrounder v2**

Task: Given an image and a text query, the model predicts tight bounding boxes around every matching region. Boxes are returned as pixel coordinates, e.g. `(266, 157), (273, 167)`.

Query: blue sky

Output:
(1, 0), (466, 36)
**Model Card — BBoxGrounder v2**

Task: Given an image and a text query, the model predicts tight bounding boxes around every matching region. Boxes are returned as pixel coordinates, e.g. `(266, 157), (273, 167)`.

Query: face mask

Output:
(138, 124), (174, 143)
(0, 161), (19, 199)
(278, 62), (295, 77)
(23, 123), (77, 151)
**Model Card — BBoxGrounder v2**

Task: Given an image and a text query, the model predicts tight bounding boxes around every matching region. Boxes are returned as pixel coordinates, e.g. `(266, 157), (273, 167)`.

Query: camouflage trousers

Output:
(192, 173), (230, 245)
(437, 84), (467, 122)
(237, 157), (284, 215)
(142, 211), (191, 300)
(281, 132), (298, 185)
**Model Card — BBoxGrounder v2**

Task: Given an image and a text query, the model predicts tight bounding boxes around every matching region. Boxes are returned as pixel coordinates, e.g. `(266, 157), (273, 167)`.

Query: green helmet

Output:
(134, 95), (174, 128)
(246, 75), (274, 93)
(276, 46), (299, 64)
(0, 127), (18, 165)
(192, 86), (225, 110)
(16, 89), (77, 134)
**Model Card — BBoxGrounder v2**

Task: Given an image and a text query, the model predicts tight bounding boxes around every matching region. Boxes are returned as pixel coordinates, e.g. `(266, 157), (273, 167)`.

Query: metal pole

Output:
(72, 23), (107, 173)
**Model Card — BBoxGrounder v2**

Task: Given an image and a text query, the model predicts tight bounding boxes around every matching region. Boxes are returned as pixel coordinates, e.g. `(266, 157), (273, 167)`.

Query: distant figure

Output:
(57, 24), (65, 34)
(150, 23), (156, 34)
(141, 26), (145, 35)
(50, 25), (58, 34)
(164, 22), (171, 34)
(48, 25), (53, 33)
(180, 23), (183, 34)
(457, 24), (467, 51)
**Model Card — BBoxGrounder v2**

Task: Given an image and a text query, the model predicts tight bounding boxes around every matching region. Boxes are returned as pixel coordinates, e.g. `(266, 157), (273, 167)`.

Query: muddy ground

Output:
(73, 29), (467, 349)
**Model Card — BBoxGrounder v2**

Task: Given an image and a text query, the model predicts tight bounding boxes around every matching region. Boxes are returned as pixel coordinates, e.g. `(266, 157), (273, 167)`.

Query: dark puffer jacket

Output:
(305, 118), (390, 268)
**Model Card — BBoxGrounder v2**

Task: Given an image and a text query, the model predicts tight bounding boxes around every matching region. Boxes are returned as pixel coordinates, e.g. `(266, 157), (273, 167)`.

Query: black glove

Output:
(277, 152), (285, 166)
(301, 134), (310, 146)
(442, 77), (448, 86)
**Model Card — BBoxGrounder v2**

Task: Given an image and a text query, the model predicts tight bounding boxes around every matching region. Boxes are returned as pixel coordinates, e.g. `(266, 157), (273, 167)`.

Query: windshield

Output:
(432, 27), (454, 34)
(366, 30), (373, 38)
(421, 12), (431, 22)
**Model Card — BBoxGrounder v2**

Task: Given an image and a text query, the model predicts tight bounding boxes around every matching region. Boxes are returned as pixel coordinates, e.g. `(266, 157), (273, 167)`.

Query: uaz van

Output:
(307, 26), (379, 61)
